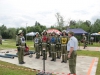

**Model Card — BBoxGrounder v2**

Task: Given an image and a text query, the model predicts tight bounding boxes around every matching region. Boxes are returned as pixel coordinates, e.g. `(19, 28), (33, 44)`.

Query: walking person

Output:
(67, 31), (78, 75)
(82, 34), (87, 49)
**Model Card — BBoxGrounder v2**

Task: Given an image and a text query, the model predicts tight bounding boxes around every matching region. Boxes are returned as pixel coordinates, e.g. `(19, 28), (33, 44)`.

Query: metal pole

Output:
(79, 41), (80, 50)
(88, 33), (90, 45)
(95, 36), (96, 45)
(43, 47), (45, 74)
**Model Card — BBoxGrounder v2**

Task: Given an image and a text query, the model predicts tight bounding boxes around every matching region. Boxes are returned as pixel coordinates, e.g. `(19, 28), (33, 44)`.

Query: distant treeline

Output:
(0, 19), (100, 42)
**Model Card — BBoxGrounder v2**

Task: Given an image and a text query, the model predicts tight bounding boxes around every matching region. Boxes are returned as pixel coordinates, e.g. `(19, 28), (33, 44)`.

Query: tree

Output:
(55, 12), (65, 31)
(33, 21), (46, 34)
(0, 24), (8, 39)
(93, 19), (100, 33)
(7, 28), (16, 39)
(69, 20), (77, 28)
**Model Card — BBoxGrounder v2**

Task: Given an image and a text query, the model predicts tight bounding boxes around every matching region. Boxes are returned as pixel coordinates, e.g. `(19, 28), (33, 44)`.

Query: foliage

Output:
(0, 22), (46, 40)
(55, 12), (65, 31)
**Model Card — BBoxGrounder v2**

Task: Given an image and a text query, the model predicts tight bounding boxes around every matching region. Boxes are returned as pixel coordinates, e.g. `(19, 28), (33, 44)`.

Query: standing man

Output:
(16, 30), (25, 64)
(82, 34), (87, 49)
(67, 31), (78, 75)
(61, 30), (68, 63)
(34, 32), (41, 59)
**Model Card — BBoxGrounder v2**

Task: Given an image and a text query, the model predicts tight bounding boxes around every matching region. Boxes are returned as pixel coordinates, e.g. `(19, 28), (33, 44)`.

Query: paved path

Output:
(0, 49), (99, 75)
(78, 46), (100, 51)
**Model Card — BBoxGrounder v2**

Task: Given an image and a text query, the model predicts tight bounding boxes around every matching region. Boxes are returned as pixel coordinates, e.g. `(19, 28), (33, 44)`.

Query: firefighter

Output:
(61, 30), (68, 63)
(16, 30), (25, 64)
(47, 33), (52, 57)
(82, 34), (87, 49)
(34, 32), (41, 59)
(56, 34), (61, 59)
(40, 32), (43, 56)
(50, 32), (57, 61)
(42, 30), (48, 60)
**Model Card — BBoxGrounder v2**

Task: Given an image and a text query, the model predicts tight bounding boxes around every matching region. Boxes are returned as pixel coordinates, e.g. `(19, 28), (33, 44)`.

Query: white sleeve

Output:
(70, 39), (74, 47)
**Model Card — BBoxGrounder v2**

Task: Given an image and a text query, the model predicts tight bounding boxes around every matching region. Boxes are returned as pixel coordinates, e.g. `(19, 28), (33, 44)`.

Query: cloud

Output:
(0, 0), (100, 28)
(91, 12), (100, 23)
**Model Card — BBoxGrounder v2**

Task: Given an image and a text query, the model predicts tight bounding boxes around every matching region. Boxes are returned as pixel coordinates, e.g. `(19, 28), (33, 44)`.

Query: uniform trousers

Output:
(68, 51), (77, 74)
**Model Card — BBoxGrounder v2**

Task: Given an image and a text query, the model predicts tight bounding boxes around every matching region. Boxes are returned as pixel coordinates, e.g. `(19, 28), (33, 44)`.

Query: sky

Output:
(0, 0), (100, 28)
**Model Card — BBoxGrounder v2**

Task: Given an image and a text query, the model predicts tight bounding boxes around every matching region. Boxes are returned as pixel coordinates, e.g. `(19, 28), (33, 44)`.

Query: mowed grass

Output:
(0, 60), (55, 75)
(0, 60), (37, 75)
(0, 39), (34, 50)
(77, 50), (100, 75)
(0, 39), (100, 50)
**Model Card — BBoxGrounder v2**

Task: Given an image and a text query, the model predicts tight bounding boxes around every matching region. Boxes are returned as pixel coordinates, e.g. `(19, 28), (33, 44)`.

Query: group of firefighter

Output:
(34, 30), (69, 63)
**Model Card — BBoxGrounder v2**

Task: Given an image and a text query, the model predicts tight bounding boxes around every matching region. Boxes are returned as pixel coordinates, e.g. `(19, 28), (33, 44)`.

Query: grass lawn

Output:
(0, 39), (100, 50)
(0, 60), (37, 75)
(0, 39), (34, 50)
(0, 39), (100, 75)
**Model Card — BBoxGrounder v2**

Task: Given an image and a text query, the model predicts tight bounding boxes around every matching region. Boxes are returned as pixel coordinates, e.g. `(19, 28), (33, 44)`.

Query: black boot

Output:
(51, 59), (54, 61)
(61, 61), (64, 63)
(49, 55), (51, 57)
(19, 62), (25, 64)
(64, 61), (67, 63)
(40, 54), (43, 56)
(54, 59), (56, 62)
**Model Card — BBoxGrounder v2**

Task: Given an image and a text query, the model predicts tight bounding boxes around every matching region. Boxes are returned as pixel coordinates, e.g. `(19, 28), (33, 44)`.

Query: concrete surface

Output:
(0, 49), (99, 75)
(78, 46), (100, 51)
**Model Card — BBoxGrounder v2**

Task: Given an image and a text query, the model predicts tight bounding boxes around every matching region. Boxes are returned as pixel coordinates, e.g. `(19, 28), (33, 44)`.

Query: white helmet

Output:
(18, 30), (23, 34)
(43, 30), (47, 33)
(62, 30), (66, 33)
(36, 32), (39, 35)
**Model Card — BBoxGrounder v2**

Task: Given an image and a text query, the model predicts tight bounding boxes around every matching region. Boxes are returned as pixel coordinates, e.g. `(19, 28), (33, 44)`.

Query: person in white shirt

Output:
(67, 31), (78, 75)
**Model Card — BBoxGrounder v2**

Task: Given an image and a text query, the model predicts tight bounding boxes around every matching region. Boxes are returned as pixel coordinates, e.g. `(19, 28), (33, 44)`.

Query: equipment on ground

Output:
(0, 54), (14, 59)
(5, 51), (35, 57)
(5, 54), (18, 57)
(24, 46), (35, 55)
